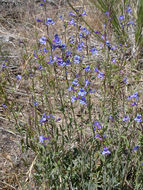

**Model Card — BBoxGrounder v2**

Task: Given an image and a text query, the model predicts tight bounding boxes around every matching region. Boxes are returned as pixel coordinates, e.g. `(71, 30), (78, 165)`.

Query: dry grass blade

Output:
(25, 155), (38, 183)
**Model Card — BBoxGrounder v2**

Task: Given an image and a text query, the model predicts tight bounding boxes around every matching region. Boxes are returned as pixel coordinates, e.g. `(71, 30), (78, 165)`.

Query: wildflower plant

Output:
(1, 0), (143, 189)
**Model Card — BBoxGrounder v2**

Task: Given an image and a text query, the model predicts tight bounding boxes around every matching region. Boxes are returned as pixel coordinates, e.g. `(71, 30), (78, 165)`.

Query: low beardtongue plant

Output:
(1, 0), (143, 189)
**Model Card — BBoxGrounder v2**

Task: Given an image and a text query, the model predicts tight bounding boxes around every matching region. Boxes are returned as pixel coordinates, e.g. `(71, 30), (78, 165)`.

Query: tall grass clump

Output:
(1, 0), (143, 189)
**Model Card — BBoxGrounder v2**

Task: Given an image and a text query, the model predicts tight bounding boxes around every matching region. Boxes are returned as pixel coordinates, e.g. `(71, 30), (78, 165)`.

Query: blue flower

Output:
(66, 50), (72, 57)
(51, 44), (57, 51)
(105, 40), (110, 46)
(1, 62), (7, 68)
(68, 18), (76, 26)
(95, 134), (103, 141)
(105, 11), (110, 17)
(85, 65), (91, 72)
(40, 114), (55, 123)
(128, 92), (139, 100)
(134, 114), (142, 122)
(40, 113), (47, 123)
(102, 147), (111, 155)
(69, 38), (75, 44)
(109, 115), (114, 121)
(46, 18), (55, 25)
(38, 65), (43, 70)
(66, 59), (71, 66)
(60, 44), (66, 51)
(94, 30), (100, 34)
(72, 79), (79, 86)
(16, 75), (22, 80)
(80, 27), (90, 36)
(74, 55), (80, 63)
(112, 58), (116, 63)
(56, 118), (61, 122)
(47, 114), (55, 119)
(39, 136), (45, 143)
(122, 115), (130, 122)
(39, 136), (50, 143)
(59, 16), (63, 20)
(91, 48), (97, 55)
(94, 67), (104, 79)
(119, 15), (124, 21)
(47, 56), (58, 65)
(43, 48), (48, 53)
(36, 18), (43, 22)
(33, 101), (38, 106)
(105, 40), (112, 49)
(33, 50), (37, 58)
(132, 145), (139, 152)
(79, 96), (87, 105)
(93, 121), (102, 130)
(75, 8), (80, 12)
(72, 96), (77, 103)
(121, 77), (128, 84)
(125, 43), (128, 47)
(127, 21), (134, 25)
(77, 41), (85, 51)
(81, 10), (87, 16)
(38, 49), (41, 53)
(109, 115), (113, 119)
(39, 36), (47, 45)
(69, 11), (76, 17)
(88, 89), (95, 93)
(79, 32), (84, 38)
(101, 33), (105, 40)
(2, 104), (7, 108)
(53, 34), (62, 45)
(61, 61), (67, 67)
(130, 101), (137, 106)
(85, 80), (90, 87)
(78, 88), (87, 96)
(68, 86), (75, 91)
(126, 6), (132, 13)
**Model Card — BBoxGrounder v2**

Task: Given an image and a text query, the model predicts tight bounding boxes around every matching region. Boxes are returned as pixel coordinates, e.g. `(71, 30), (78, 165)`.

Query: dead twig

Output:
(25, 155), (38, 182)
